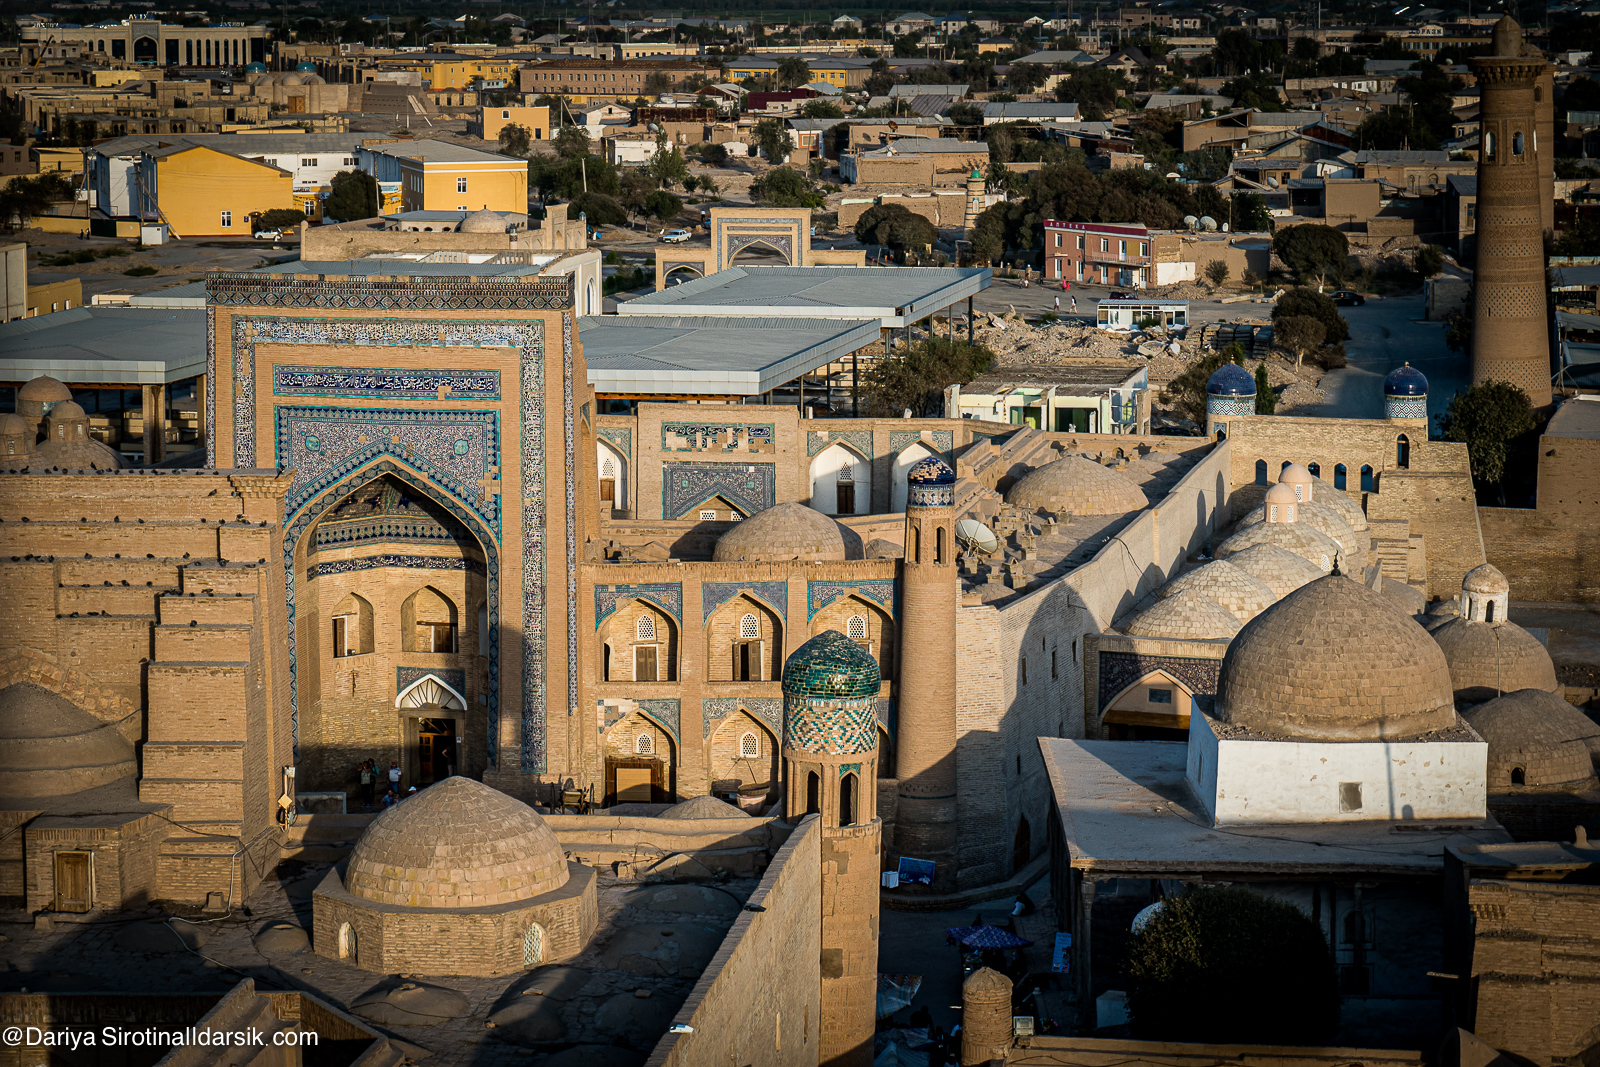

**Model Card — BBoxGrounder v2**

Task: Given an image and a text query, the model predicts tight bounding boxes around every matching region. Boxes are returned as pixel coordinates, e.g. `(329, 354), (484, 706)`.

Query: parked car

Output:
(1331, 290), (1366, 306)
(253, 228), (284, 240)
(660, 229), (692, 244)
(1107, 291), (1133, 300)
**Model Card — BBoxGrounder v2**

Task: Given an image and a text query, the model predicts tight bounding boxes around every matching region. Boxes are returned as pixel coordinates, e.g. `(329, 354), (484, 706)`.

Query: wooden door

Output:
(616, 767), (653, 803)
(835, 482), (855, 515)
(55, 851), (92, 913)
(600, 478), (615, 503)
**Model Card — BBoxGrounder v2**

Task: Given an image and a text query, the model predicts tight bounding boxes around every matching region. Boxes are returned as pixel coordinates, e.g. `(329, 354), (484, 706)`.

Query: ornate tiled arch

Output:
(702, 581), (788, 624)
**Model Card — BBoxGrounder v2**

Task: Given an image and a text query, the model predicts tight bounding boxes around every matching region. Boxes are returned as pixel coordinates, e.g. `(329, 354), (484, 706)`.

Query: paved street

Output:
(1295, 293), (1467, 424)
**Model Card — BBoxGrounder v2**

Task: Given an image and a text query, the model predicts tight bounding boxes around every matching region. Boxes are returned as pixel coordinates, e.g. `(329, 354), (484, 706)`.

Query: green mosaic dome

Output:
(782, 630), (881, 699)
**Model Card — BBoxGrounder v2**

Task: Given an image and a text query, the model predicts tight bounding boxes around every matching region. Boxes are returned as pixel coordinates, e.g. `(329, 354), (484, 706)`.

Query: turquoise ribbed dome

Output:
(782, 630), (881, 699)
(782, 631), (881, 756)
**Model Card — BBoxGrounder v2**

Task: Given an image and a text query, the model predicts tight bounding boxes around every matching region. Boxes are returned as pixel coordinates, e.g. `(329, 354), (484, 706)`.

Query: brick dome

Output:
(781, 630), (880, 756)
(1463, 562), (1511, 596)
(1309, 476), (1368, 532)
(1158, 561), (1277, 622)
(1223, 543), (1327, 598)
(713, 502), (854, 562)
(1123, 589), (1242, 640)
(1240, 499), (1363, 569)
(1464, 689), (1598, 793)
(1004, 455), (1148, 516)
(17, 375), (71, 404)
(0, 683), (135, 799)
(459, 209), (507, 234)
(344, 777), (569, 908)
(1431, 615), (1558, 702)
(1216, 520), (1339, 573)
(1216, 574), (1458, 741)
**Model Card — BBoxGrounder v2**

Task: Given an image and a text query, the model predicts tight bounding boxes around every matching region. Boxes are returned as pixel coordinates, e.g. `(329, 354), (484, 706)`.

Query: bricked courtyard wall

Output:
(1478, 423), (1600, 603)
(646, 815), (823, 1067)
(1467, 878), (1600, 1063)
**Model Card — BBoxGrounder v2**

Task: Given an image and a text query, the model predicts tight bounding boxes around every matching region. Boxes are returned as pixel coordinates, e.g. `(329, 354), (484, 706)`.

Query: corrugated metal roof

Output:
(0, 307), (206, 384)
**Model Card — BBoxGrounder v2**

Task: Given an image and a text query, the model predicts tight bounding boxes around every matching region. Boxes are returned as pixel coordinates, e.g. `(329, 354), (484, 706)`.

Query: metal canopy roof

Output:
(617, 266), (991, 329)
(578, 315), (881, 396)
(0, 307), (206, 386)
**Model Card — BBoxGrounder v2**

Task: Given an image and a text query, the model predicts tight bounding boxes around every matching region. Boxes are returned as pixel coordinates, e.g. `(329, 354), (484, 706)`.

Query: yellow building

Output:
(723, 55), (873, 89)
(477, 105), (551, 144)
(383, 55), (521, 91)
(367, 140), (528, 214)
(135, 143), (293, 238)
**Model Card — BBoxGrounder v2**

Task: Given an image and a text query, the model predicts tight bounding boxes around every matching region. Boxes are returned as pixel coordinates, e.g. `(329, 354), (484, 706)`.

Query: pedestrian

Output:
(358, 760), (373, 809)
(387, 760), (401, 795)
(1053, 295), (1060, 312)
(1070, 297), (1077, 314)
(381, 788), (397, 810)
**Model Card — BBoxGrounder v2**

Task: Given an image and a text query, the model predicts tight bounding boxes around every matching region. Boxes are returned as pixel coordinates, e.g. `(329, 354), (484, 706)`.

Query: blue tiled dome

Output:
(782, 631), (881, 700)
(245, 62), (267, 73)
(1384, 363), (1428, 397)
(906, 456), (956, 486)
(1206, 362), (1257, 396)
(295, 60), (318, 72)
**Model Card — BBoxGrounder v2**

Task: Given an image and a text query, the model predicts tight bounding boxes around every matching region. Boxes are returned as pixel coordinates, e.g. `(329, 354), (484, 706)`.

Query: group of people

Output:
(356, 759), (413, 810)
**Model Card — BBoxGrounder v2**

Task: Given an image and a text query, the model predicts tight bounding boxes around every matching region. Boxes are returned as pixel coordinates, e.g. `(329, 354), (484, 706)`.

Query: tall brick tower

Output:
(782, 630), (883, 1067)
(1538, 65), (1556, 235)
(964, 167), (985, 232)
(1470, 15), (1552, 406)
(893, 456), (960, 889)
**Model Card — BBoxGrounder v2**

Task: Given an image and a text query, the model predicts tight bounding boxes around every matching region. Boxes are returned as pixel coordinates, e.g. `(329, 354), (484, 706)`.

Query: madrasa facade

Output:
(0, 262), (1491, 918)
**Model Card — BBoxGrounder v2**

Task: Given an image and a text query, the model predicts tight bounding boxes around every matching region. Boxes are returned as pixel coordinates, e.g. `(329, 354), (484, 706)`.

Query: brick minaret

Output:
(964, 167), (985, 232)
(1470, 15), (1552, 406)
(1538, 66), (1555, 236)
(782, 630), (883, 1067)
(893, 456), (959, 889)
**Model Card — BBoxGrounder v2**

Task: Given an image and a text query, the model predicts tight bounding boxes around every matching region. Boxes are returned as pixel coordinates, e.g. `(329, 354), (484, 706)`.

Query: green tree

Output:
(647, 136), (691, 189)
(862, 338), (996, 417)
(800, 98), (845, 119)
(1056, 67), (1130, 120)
(1274, 314), (1326, 370)
(1008, 62), (1047, 94)
(568, 191), (627, 227)
(754, 117), (794, 162)
(1232, 191), (1271, 231)
(1219, 72), (1285, 111)
(854, 203), (937, 253)
(498, 123), (532, 157)
(1414, 243), (1444, 278)
(1125, 887), (1338, 1044)
(752, 166), (823, 208)
(1254, 362), (1276, 414)
(1436, 380), (1540, 501)
(257, 207), (307, 230)
(644, 189), (682, 224)
(948, 100), (984, 126)
(552, 125), (592, 159)
(1205, 260), (1230, 286)
(1274, 287), (1350, 343)
(1161, 344), (1236, 428)
(0, 172), (72, 228)
(698, 142), (729, 167)
(777, 55), (812, 89)
(324, 169), (378, 222)
(1272, 224), (1349, 289)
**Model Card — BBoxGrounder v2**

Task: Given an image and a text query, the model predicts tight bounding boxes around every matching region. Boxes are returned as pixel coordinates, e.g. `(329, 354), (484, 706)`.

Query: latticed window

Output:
(636, 733), (654, 754)
(636, 615), (655, 642)
(846, 614), (867, 641)
(740, 732), (760, 758)
(739, 613), (760, 640)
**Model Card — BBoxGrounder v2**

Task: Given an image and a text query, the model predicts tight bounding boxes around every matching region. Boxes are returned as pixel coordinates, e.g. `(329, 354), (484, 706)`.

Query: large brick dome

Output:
(1216, 518), (1340, 573)
(1431, 615), (1558, 701)
(1239, 499), (1363, 569)
(1123, 589), (1242, 640)
(1157, 560), (1277, 622)
(1216, 574), (1458, 741)
(713, 502), (854, 562)
(1223, 543), (1326, 598)
(1464, 689), (1597, 793)
(345, 777), (569, 908)
(1004, 455), (1148, 516)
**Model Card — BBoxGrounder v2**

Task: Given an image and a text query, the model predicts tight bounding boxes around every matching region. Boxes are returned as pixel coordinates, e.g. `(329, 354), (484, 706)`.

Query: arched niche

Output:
(598, 598), (678, 682)
(1101, 668), (1194, 740)
(602, 708), (676, 804)
(709, 709), (780, 805)
(331, 591), (374, 657)
(401, 585), (459, 653)
(810, 442), (871, 516)
(597, 438), (628, 511)
(890, 441), (936, 513)
(706, 594), (783, 682)
(811, 594), (894, 679)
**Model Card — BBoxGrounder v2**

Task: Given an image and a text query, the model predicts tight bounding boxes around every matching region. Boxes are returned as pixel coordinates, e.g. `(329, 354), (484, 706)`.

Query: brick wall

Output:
(1479, 426), (1600, 603)
(646, 815), (823, 1067)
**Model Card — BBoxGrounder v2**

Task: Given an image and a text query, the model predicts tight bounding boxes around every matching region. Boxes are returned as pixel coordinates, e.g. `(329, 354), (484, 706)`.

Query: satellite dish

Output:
(1132, 901), (1165, 934)
(1221, 222), (1230, 232)
(1265, 175), (1280, 188)
(648, 122), (660, 132)
(1200, 215), (1218, 231)
(1183, 214), (1198, 229)
(955, 518), (1000, 555)
(1165, 171), (1181, 179)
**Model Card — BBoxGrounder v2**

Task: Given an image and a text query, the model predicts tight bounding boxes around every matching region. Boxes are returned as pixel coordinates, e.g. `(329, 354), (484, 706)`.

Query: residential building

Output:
(518, 59), (719, 103)
(360, 139), (528, 214)
(983, 101), (1082, 124)
(1347, 149), (1475, 191)
(475, 104), (551, 143)
(978, 36), (1017, 54)
(1043, 219), (1154, 287)
(951, 365), (1151, 434)
(886, 12), (937, 35)
(1445, 173), (1477, 255)
(133, 143), (293, 238)
(724, 54), (877, 90)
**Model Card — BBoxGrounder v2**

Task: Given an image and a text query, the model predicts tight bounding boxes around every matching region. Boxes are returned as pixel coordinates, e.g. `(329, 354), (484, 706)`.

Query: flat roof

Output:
(577, 315), (881, 396)
(260, 260), (546, 278)
(0, 307), (205, 385)
(617, 266), (991, 329)
(1546, 397), (1600, 440)
(1040, 738), (1509, 877)
(965, 363), (1145, 391)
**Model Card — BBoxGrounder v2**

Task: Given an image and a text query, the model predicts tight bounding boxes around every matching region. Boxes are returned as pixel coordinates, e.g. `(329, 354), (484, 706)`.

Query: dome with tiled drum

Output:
(1385, 363), (1428, 419)
(714, 501), (853, 562)
(1123, 590), (1242, 640)
(345, 777), (569, 907)
(1215, 520), (1339, 573)
(1158, 560), (1277, 622)
(1222, 543), (1326, 598)
(1216, 574), (1458, 741)
(781, 630), (880, 756)
(1464, 689), (1598, 793)
(906, 455), (956, 507)
(1004, 455), (1147, 517)
(1205, 361), (1256, 418)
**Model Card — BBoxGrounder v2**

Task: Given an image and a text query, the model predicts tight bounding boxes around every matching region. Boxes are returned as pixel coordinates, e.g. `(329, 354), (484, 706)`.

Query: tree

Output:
(1445, 293), (1472, 354)
(1125, 887), (1338, 1044)
(0, 173), (73, 228)
(1219, 72), (1284, 111)
(854, 203), (937, 253)
(1436, 380), (1540, 501)
(1274, 287), (1350, 343)
(324, 169), (378, 222)
(552, 125), (592, 160)
(777, 56), (812, 90)
(1056, 67), (1130, 120)
(568, 191), (627, 227)
(862, 338), (996, 417)
(1205, 260), (1230, 286)
(644, 189), (682, 224)
(800, 99), (845, 119)
(1274, 314), (1326, 370)
(1253, 363), (1276, 414)
(257, 207), (307, 229)
(1414, 243), (1444, 278)
(647, 136), (691, 189)
(948, 100), (984, 127)
(643, 71), (673, 96)
(1161, 344), (1237, 428)
(698, 142), (729, 167)
(754, 117), (794, 163)
(498, 123), (532, 158)
(1232, 191), (1271, 231)
(751, 166), (823, 208)
(1272, 224), (1349, 289)
(1008, 63), (1047, 94)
